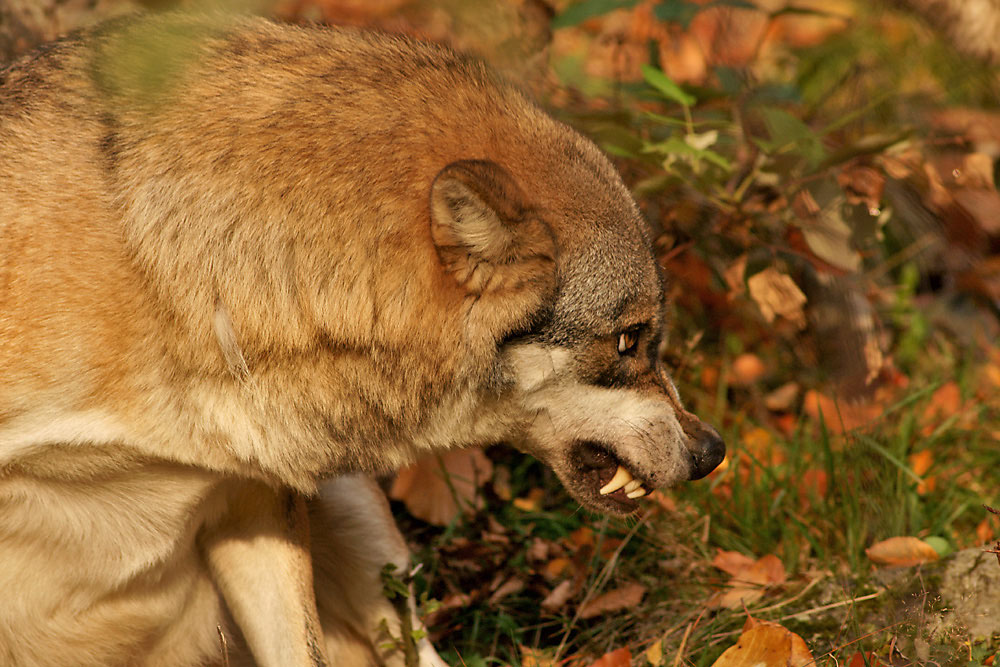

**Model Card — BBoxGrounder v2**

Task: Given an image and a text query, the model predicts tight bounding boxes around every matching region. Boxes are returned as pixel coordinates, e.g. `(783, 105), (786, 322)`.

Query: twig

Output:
(777, 592), (881, 623)
(709, 592), (882, 643)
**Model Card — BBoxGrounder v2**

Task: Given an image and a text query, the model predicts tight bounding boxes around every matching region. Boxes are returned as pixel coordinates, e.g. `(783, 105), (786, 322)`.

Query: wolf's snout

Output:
(682, 418), (725, 480)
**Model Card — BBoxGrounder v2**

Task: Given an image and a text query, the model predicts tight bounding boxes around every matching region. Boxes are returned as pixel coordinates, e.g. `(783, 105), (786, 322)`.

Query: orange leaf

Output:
(390, 449), (492, 525)
(513, 488), (545, 512)
(709, 554), (786, 609)
(520, 646), (556, 667)
(798, 469), (829, 507)
(847, 651), (887, 667)
(731, 353), (767, 386)
(542, 557), (573, 581)
(909, 450), (934, 476)
(803, 390), (882, 433)
(866, 536), (940, 566)
(908, 450), (935, 494)
(921, 381), (962, 428)
(711, 618), (814, 667)
(976, 519), (995, 545)
(588, 648), (631, 667)
(579, 582), (646, 619)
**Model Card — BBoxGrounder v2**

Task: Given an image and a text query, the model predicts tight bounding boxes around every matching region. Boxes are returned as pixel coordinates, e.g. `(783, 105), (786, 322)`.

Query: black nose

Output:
(684, 420), (726, 480)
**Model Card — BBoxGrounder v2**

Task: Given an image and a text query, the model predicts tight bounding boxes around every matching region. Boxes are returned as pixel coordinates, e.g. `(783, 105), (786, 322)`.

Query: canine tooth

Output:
(626, 487), (647, 499)
(599, 465), (633, 495)
(623, 480), (641, 494)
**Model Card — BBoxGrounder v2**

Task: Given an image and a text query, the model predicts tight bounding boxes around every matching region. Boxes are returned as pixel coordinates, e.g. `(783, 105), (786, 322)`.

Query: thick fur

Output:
(0, 13), (724, 667)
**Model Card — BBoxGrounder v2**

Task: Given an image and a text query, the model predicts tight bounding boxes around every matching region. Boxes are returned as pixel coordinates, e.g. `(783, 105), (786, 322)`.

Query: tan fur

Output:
(0, 12), (724, 666)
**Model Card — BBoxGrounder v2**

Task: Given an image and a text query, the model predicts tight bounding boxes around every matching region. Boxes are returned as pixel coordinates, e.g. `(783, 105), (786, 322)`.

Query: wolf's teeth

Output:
(599, 465), (633, 495)
(623, 480), (641, 494)
(626, 487), (647, 499)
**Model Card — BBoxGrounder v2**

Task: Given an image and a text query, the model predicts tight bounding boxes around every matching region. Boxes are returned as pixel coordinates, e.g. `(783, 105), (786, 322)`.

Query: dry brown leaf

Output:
(540, 579), (575, 611)
(579, 582), (646, 619)
(724, 254), (748, 300)
(711, 618), (814, 667)
(765, 382), (800, 412)
(709, 554), (787, 609)
(837, 163), (886, 211)
(866, 536), (940, 566)
(747, 268), (807, 329)
(488, 577), (525, 605)
(588, 647), (631, 667)
(390, 449), (492, 525)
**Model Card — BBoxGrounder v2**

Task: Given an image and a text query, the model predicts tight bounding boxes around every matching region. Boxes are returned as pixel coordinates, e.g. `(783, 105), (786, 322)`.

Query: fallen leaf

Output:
(390, 449), (492, 525)
(488, 577), (525, 605)
(579, 582), (647, 619)
(977, 518), (995, 545)
(802, 390), (883, 433)
(724, 254), (748, 300)
(645, 639), (663, 667)
(542, 557), (573, 581)
(909, 450), (936, 494)
(847, 651), (887, 667)
(520, 646), (557, 667)
(765, 382), (800, 412)
(797, 469), (829, 508)
(731, 353), (767, 386)
(541, 579), (575, 611)
(866, 536), (940, 566)
(709, 554), (787, 609)
(921, 381), (962, 433)
(588, 647), (631, 667)
(513, 487), (545, 512)
(711, 617), (814, 667)
(747, 268), (807, 329)
(838, 163), (886, 212)
(569, 526), (595, 550)
(712, 550), (757, 577)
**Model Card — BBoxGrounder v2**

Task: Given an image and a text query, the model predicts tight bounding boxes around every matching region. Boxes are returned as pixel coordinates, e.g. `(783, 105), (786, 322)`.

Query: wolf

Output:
(0, 12), (725, 667)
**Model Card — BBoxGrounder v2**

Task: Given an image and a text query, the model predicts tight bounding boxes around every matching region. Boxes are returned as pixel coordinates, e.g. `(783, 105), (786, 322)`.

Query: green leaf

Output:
(641, 64), (696, 107)
(759, 107), (826, 166)
(552, 0), (641, 28)
(923, 536), (952, 558)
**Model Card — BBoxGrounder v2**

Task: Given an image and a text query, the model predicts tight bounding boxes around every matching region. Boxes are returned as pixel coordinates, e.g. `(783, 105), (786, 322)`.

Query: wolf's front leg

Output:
(310, 474), (448, 667)
(200, 481), (330, 667)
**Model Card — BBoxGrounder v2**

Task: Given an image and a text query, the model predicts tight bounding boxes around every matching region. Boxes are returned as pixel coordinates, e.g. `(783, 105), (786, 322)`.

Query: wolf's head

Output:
(431, 157), (725, 516)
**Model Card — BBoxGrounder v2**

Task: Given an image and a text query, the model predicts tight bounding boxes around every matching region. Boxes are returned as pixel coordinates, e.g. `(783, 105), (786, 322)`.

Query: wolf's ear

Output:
(430, 160), (556, 294)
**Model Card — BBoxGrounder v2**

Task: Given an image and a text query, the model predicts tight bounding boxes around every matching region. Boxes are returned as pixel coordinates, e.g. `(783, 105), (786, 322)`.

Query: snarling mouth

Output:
(571, 441), (652, 513)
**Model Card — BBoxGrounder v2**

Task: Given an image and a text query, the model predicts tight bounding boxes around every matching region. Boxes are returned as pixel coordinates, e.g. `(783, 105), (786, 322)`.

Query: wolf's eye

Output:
(617, 329), (640, 356)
